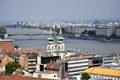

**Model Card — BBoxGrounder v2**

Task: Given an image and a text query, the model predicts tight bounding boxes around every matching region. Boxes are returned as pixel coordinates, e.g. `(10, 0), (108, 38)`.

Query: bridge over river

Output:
(3, 28), (73, 39)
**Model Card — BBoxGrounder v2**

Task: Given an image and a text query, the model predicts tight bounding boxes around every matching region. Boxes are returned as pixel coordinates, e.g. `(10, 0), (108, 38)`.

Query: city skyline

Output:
(0, 0), (120, 23)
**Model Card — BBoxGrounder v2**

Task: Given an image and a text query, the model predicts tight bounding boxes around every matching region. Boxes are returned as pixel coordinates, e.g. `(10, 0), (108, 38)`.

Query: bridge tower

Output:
(47, 28), (56, 54)
(57, 27), (65, 52)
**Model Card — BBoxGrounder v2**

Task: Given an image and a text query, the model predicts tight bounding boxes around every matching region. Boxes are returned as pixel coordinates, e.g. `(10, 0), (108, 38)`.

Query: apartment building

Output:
(0, 53), (15, 67)
(96, 27), (115, 37)
(116, 27), (120, 37)
(19, 53), (38, 73)
(65, 53), (94, 79)
(103, 55), (115, 65)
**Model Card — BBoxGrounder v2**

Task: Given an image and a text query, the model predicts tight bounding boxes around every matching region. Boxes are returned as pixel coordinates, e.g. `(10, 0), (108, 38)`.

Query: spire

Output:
(48, 27), (54, 43)
(59, 27), (63, 37)
(49, 27), (52, 37)
(57, 27), (64, 43)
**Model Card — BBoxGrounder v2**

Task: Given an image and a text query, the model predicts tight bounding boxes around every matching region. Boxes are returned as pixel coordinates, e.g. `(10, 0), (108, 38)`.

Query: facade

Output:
(88, 56), (103, 67)
(47, 28), (56, 53)
(19, 53), (37, 73)
(47, 27), (67, 59)
(33, 72), (58, 80)
(45, 63), (63, 80)
(57, 28), (65, 52)
(116, 27), (120, 37)
(65, 53), (94, 79)
(103, 55), (115, 65)
(65, 26), (95, 34)
(67, 58), (89, 77)
(96, 27), (115, 37)
(81, 67), (120, 80)
(0, 53), (15, 67)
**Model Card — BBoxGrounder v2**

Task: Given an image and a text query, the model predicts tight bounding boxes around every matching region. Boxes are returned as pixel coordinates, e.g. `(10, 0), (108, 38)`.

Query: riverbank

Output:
(67, 36), (120, 42)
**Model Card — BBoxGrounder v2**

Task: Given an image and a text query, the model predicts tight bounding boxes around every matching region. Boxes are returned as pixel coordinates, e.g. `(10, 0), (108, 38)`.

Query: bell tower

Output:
(47, 28), (56, 54)
(57, 27), (65, 51)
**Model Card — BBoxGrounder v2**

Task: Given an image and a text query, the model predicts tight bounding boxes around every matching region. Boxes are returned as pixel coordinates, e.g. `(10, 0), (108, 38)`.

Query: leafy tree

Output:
(88, 30), (96, 36)
(81, 30), (88, 34)
(14, 44), (19, 48)
(5, 62), (21, 75)
(110, 34), (118, 39)
(81, 72), (90, 80)
(0, 27), (6, 34)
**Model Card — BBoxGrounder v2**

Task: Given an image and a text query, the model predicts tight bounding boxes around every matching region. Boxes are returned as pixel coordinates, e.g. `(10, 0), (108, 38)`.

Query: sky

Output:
(0, 0), (120, 23)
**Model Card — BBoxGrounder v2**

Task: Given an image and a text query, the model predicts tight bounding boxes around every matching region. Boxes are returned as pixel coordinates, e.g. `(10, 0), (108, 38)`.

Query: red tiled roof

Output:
(0, 43), (14, 52)
(13, 48), (43, 54)
(0, 75), (52, 80)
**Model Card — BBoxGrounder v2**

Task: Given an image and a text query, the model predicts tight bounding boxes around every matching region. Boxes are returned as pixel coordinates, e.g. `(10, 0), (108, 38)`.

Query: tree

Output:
(88, 30), (96, 36)
(81, 72), (90, 80)
(0, 27), (6, 34)
(14, 44), (19, 48)
(5, 62), (21, 75)
(81, 30), (88, 34)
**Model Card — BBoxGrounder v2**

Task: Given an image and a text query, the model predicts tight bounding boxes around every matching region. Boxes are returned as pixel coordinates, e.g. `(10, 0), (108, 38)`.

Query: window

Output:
(40, 65), (44, 71)
(54, 75), (56, 77)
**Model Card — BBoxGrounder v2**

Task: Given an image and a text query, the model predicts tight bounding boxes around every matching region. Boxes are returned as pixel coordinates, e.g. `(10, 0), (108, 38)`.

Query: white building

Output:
(33, 72), (59, 80)
(47, 28), (56, 53)
(116, 27), (120, 37)
(67, 58), (89, 80)
(46, 27), (70, 59)
(96, 27), (115, 37)
(103, 55), (115, 65)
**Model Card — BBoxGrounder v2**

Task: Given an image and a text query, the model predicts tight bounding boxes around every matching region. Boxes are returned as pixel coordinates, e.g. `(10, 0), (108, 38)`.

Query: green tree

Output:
(81, 72), (90, 80)
(0, 27), (6, 34)
(5, 62), (21, 75)
(88, 30), (96, 36)
(81, 30), (88, 34)
(14, 44), (19, 48)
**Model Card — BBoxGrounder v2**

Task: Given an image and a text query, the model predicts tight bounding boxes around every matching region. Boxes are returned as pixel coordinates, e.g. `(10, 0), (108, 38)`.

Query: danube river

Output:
(6, 28), (120, 54)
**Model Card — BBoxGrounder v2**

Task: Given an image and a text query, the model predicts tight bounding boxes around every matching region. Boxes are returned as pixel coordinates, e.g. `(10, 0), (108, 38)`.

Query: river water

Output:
(6, 28), (120, 54)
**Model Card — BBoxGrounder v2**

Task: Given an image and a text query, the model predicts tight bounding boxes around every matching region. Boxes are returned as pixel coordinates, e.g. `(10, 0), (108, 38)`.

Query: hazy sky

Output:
(0, 0), (120, 23)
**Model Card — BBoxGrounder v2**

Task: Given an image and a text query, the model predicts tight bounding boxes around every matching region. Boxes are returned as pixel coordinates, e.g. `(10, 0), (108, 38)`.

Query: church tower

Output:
(47, 28), (56, 54)
(57, 27), (65, 51)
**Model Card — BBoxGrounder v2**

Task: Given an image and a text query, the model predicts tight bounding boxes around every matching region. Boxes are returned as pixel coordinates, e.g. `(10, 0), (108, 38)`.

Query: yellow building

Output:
(81, 67), (120, 80)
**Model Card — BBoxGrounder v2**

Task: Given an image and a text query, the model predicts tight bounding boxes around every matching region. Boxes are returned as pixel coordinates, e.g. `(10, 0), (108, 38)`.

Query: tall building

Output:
(57, 27), (65, 52)
(116, 27), (120, 37)
(47, 28), (56, 54)
(95, 27), (115, 37)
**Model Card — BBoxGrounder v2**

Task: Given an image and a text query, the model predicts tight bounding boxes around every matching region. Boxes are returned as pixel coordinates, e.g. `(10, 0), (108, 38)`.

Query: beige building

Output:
(45, 63), (63, 80)
(0, 53), (15, 67)
(19, 53), (37, 73)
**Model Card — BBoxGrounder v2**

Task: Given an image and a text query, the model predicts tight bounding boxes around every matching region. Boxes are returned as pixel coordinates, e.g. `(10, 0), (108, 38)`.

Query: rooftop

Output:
(83, 67), (120, 77)
(45, 63), (61, 71)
